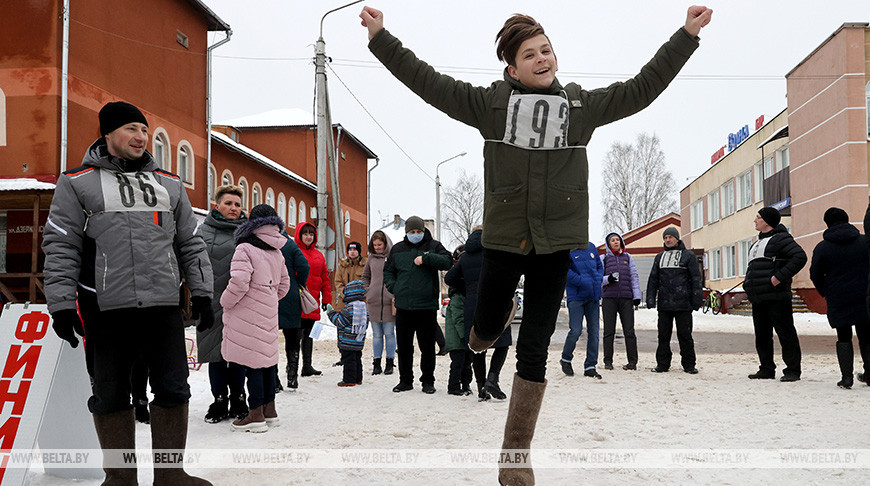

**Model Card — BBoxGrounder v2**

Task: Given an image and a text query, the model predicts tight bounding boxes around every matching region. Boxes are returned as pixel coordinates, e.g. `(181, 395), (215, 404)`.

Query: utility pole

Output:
(435, 152), (467, 241)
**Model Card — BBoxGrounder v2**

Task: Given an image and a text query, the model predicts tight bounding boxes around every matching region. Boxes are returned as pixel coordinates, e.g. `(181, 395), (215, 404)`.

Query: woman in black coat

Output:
(809, 207), (870, 389)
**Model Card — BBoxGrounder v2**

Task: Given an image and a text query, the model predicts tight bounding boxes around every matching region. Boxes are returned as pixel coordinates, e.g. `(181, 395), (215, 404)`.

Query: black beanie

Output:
(99, 101), (148, 136)
(758, 206), (781, 228)
(663, 227), (680, 240)
(405, 216), (425, 233)
(249, 204), (278, 220)
(823, 207), (849, 228)
(347, 241), (362, 253)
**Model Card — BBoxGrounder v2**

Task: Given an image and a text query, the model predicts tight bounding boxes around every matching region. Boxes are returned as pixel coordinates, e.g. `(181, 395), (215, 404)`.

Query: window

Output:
(721, 180), (735, 217)
(0, 87), (6, 147)
(690, 200), (703, 231)
(737, 170), (752, 210)
(753, 162), (763, 203)
(288, 198), (297, 227)
(777, 146), (789, 170)
(344, 210), (351, 236)
(277, 194), (286, 223)
(707, 190), (720, 223)
(221, 170), (233, 187)
(208, 164), (217, 202)
(723, 244), (736, 278)
(152, 128), (170, 170)
(177, 140), (194, 185)
(238, 178), (249, 210)
(266, 189), (275, 209)
(298, 201), (306, 224)
(708, 248), (721, 280)
(738, 238), (753, 276)
(251, 183), (262, 207)
(763, 154), (774, 179)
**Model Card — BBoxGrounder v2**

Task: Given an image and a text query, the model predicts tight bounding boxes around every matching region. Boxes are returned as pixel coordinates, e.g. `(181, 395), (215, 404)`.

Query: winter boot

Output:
(287, 352), (300, 389)
(204, 395), (229, 423)
(372, 358), (383, 375)
(150, 403), (212, 484)
(134, 398), (150, 424)
(384, 358), (395, 375)
(485, 372), (508, 400)
(836, 341), (854, 389)
(231, 405), (267, 433)
(560, 360), (574, 376)
(275, 370), (284, 393)
(858, 337), (870, 385)
(263, 401), (279, 426)
(477, 384), (491, 402)
(93, 409), (138, 485)
(228, 393), (248, 420)
(498, 373), (546, 486)
(300, 337), (322, 376)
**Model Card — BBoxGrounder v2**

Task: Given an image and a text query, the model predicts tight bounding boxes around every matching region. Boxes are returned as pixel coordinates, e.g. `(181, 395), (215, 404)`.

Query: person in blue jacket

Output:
(561, 242), (604, 378)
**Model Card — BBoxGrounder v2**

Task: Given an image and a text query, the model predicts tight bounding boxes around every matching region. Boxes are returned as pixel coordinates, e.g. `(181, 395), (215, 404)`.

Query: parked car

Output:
(440, 297), (450, 318)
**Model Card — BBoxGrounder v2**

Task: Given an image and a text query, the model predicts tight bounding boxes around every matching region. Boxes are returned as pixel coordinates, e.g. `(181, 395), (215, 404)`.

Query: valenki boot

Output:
(836, 341), (854, 389)
(498, 373), (546, 486)
(93, 409), (138, 485)
(150, 403), (212, 485)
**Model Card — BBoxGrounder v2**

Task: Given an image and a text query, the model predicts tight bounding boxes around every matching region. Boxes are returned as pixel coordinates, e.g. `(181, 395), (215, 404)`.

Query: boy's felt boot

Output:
(150, 403), (212, 484)
(93, 409), (138, 485)
(498, 373), (546, 486)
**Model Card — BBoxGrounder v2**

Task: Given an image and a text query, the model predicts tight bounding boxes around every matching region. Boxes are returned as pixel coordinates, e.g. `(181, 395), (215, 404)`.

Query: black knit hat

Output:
(99, 101), (148, 136)
(347, 241), (362, 253)
(405, 216), (425, 233)
(758, 206), (781, 228)
(663, 227), (680, 240)
(823, 207), (849, 228)
(249, 204), (278, 220)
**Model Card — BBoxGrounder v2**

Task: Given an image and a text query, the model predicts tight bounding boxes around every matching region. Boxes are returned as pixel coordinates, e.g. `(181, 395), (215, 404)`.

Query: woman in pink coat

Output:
(221, 205), (290, 432)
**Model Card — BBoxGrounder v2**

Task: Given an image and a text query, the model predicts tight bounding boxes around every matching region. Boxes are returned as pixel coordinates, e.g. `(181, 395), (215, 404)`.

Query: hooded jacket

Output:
(196, 208), (248, 363)
(334, 254), (367, 312)
(362, 234), (395, 322)
(601, 233), (641, 301)
(744, 224), (807, 303)
(384, 228), (452, 311)
(220, 217), (291, 369)
(294, 222), (332, 320)
(42, 138), (212, 313)
(277, 233), (311, 330)
(646, 240), (703, 311)
(809, 222), (870, 328)
(326, 284), (369, 351)
(369, 27), (698, 255)
(566, 242), (605, 303)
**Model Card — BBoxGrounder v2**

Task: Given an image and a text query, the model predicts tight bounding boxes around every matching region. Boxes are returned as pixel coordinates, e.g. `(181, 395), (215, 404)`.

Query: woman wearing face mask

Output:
(362, 231), (396, 375)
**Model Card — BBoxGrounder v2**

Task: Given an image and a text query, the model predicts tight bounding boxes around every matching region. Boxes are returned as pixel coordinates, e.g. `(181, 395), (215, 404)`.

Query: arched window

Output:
(288, 197), (297, 227)
(238, 177), (249, 211)
(265, 188), (275, 208)
(151, 128), (171, 170)
(251, 183), (262, 207)
(221, 170), (233, 187)
(0, 87), (6, 147)
(277, 193), (286, 224)
(344, 210), (351, 236)
(207, 164), (217, 203)
(177, 140), (194, 185)
(298, 201), (306, 224)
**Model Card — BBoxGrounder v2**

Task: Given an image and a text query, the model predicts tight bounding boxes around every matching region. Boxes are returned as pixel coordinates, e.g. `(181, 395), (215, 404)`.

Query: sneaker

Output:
(204, 396), (229, 424)
(421, 383), (436, 394)
(228, 394), (248, 420)
(604, 364), (614, 370)
(780, 374), (800, 382)
(560, 360), (574, 376)
(683, 368), (699, 374)
(837, 376), (853, 389)
(134, 399), (150, 424)
(392, 382), (413, 393)
(583, 369), (602, 379)
(337, 381), (356, 387)
(650, 367), (668, 373)
(748, 370), (776, 380)
(622, 364), (637, 371)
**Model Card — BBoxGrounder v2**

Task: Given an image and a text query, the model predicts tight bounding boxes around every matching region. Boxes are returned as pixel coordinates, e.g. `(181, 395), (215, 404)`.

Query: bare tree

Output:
(441, 170), (484, 249)
(601, 133), (676, 234)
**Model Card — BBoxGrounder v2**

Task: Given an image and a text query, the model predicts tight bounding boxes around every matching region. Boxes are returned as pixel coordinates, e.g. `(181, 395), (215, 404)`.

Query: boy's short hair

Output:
(215, 184), (243, 203)
(496, 14), (548, 66)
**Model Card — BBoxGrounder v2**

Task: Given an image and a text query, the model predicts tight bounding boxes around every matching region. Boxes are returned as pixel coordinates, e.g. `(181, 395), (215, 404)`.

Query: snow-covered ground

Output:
(28, 309), (870, 485)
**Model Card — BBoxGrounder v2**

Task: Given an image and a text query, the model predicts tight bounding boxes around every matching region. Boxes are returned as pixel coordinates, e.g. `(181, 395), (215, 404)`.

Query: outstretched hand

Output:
(684, 5), (713, 37)
(360, 6), (384, 41)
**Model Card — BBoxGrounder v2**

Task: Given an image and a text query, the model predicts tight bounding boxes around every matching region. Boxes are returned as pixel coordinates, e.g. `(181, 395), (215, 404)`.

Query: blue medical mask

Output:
(407, 233), (424, 244)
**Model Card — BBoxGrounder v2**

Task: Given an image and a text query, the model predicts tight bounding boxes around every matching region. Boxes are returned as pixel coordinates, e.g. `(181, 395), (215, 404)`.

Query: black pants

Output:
(208, 359), (245, 398)
(341, 349), (363, 384)
(78, 294), (190, 414)
(655, 310), (695, 370)
(243, 366), (276, 409)
(836, 325), (870, 375)
(480, 346), (509, 382)
(602, 297), (638, 366)
(395, 308), (437, 386)
(283, 319), (316, 370)
(473, 248), (569, 383)
(752, 299), (801, 376)
(448, 350), (474, 392)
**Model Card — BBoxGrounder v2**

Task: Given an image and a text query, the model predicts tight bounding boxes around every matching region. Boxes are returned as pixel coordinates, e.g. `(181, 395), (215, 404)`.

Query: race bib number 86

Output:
(502, 93), (569, 150)
(99, 171), (171, 212)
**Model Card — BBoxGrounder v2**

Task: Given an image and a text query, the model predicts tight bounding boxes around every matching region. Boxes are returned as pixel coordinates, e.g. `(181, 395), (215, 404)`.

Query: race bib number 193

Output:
(100, 171), (171, 212)
(502, 93), (569, 150)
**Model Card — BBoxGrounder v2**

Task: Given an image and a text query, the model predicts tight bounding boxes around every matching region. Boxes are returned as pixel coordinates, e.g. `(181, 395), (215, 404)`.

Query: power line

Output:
(325, 63), (435, 182)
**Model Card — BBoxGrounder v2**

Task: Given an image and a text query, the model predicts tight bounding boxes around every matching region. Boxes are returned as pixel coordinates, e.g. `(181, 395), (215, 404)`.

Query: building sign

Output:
(755, 115), (765, 130)
(771, 197), (791, 210)
(710, 146), (726, 165)
(727, 125), (750, 152)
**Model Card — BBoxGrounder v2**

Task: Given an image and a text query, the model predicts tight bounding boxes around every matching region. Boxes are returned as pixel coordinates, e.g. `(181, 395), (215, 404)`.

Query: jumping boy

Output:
(360, 6), (712, 484)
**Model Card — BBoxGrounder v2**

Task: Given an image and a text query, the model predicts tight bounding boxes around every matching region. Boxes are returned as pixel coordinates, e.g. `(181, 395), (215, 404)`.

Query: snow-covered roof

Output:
(211, 131), (316, 191)
(373, 217), (407, 245)
(219, 108), (314, 128)
(0, 178), (56, 191)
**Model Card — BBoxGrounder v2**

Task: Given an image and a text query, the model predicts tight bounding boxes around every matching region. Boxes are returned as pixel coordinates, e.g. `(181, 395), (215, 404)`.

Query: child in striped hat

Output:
(326, 280), (369, 386)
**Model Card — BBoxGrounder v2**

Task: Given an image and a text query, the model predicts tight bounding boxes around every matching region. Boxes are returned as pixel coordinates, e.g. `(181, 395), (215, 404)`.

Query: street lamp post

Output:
(435, 152), (467, 242)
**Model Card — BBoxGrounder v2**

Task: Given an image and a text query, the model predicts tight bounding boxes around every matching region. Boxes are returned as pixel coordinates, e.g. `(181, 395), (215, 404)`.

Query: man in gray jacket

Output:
(43, 101), (214, 485)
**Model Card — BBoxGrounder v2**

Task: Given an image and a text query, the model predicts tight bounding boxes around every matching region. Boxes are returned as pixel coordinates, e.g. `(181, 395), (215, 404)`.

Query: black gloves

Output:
(191, 296), (214, 332)
(52, 309), (85, 348)
(607, 273), (619, 284)
(321, 303), (329, 312)
(633, 299), (641, 307)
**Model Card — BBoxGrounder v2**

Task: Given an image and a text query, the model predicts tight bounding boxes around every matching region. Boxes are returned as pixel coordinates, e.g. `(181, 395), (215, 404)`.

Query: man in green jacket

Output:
(361, 5), (712, 484)
(383, 216), (452, 394)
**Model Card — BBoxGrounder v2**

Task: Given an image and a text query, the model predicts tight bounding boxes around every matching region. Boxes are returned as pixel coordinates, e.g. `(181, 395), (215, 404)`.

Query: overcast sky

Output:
(202, 0), (869, 249)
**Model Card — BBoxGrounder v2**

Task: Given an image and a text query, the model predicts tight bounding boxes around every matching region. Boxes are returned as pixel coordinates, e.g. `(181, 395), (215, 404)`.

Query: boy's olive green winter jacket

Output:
(369, 27), (699, 255)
